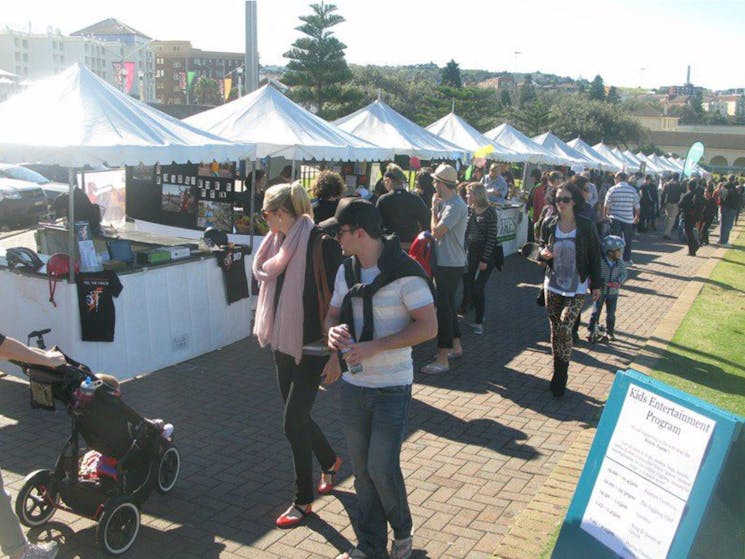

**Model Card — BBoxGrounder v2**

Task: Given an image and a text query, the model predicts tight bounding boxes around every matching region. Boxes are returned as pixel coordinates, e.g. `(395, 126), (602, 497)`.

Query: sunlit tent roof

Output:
(593, 142), (632, 172)
(531, 131), (596, 168)
(482, 123), (566, 165)
(635, 152), (666, 174)
(334, 99), (466, 160)
(623, 150), (644, 169)
(0, 64), (255, 167)
(566, 138), (620, 172)
(185, 84), (391, 161)
(425, 112), (524, 163)
(611, 147), (641, 173)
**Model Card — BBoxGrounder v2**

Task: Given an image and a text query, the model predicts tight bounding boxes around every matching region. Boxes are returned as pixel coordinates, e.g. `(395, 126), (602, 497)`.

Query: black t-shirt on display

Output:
(217, 246), (250, 304)
(76, 271), (123, 342)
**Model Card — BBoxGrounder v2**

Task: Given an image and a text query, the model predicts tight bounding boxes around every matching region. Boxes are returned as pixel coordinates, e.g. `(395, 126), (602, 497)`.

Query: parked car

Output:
(0, 163), (68, 203)
(0, 178), (48, 226)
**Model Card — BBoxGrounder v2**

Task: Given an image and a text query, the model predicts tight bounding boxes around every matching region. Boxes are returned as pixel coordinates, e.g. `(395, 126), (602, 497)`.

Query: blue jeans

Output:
(341, 381), (412, 557)
(720, 207), (737, 244)
(588, 294), (618, 334)
(610, 219), (634, 262)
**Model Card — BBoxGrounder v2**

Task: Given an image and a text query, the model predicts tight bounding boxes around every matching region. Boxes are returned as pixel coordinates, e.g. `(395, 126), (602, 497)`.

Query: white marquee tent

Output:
(635, 152), (667, 175)
(0, 64), (255, 167)
(482, 123), (565, 165)
(425, 112), (523, 162)
(333, 99), (465, 160)
(531, 132), (595, 168)
(592, 143), (632, 172)
(610, 147), (641, 173)
(185, 84), (392, 162)
(566, 138), (620, 172)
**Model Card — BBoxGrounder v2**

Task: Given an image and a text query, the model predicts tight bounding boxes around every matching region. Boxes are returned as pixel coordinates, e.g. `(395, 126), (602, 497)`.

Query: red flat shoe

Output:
(276, 503), (312, 528)
(318, 456), (342, 494)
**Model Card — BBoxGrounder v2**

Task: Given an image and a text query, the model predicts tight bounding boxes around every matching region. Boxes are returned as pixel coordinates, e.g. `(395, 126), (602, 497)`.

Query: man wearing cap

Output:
(421, 163), (468, 375)
(321, 199), (437, 559)
(376, 163), (430, 250)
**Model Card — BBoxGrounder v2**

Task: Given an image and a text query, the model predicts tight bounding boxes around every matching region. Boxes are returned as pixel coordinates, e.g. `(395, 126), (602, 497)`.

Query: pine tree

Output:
(606, 86), (620, 104)
(519, 74), (537, 107)
(441, 59), (462, 88)
(588, 74), (605, 101)
(500, 89), (512, 108)
(282, 2), (353, 118)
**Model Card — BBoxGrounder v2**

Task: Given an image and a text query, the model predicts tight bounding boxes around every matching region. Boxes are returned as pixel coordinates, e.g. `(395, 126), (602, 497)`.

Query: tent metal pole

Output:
(291, 160), (296, 183)
(249, 161), (256, 254)
(67, 167), (76, 284)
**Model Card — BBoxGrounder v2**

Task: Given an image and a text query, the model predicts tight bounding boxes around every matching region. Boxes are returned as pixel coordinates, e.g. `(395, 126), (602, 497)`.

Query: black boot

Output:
(550, 358), (569, 398)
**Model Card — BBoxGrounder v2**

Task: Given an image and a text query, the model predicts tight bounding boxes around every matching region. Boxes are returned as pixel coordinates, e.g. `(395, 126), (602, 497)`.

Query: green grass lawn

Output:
(648, 227), (745, 417)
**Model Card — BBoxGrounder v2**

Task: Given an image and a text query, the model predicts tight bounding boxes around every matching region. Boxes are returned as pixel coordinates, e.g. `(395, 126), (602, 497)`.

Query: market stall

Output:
(0, 63), (256, 380)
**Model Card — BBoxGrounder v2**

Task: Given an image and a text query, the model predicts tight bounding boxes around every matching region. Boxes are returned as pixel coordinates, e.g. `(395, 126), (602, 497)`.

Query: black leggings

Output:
(434, 266), (463, 348)
(461, 250), (493, 324)
(274, 351), (337, 504)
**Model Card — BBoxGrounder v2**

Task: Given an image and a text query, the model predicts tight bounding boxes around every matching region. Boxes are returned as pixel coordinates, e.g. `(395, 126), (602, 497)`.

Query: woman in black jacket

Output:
(537, 182), (602, 397)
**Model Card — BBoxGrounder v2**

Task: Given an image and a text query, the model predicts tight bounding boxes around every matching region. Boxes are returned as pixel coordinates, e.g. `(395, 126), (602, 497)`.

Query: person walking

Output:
(719, 175), (741, 247)
(460, 182), (498, 335)
(323, 200), (437, 559)
(604, 172), (640, 263)
(376, 164), (430, 250)
(1, 333), (65, 559)
(661, 173), (684, 239)
(537, 182), (602, 397)
(252, 183), (344, 528)
(421, 164), (468, 375)
(678, 180), (702, 256)
(639, 175), (658, 232)
(698, 186), (718, 246)
(586, 235), (628, 342)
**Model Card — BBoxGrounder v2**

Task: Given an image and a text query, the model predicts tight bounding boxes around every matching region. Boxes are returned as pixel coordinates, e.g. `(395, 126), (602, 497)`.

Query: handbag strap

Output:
(312, 234), (332, 336)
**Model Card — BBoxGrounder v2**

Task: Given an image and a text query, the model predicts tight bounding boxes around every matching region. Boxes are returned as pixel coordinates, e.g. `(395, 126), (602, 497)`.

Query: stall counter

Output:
(0, 253), (252, 381)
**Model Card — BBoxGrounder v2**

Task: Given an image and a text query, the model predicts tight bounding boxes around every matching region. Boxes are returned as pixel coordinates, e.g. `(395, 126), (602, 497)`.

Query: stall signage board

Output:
(552, 369), (743, 559)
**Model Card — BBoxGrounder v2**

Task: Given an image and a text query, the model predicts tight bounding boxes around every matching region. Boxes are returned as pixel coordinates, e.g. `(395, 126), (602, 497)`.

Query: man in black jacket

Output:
(678, 180), (701, 256)
(376, 164), (430, 250)
(661, 173), (684, 239)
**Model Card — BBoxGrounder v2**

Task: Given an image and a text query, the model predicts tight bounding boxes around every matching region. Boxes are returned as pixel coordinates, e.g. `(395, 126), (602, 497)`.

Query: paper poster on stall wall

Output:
(78, 169), (126, 227)
(580, 384), (715, 559)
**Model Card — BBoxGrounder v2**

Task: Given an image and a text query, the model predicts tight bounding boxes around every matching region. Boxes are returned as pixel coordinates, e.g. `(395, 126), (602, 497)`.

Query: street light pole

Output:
(237, 66), (243, 98)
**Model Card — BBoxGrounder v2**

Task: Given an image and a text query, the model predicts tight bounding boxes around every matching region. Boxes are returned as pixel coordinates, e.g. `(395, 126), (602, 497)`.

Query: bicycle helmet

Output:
(203, 227), (228, 248)
(601, 235), (625, 253)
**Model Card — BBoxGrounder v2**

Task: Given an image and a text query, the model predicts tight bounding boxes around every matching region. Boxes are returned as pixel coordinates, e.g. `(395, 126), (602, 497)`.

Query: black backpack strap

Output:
(343, 257), (358, 289)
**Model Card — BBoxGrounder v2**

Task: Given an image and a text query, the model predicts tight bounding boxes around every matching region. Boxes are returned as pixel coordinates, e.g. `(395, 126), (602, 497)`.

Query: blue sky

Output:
(2, 0), (744, 90)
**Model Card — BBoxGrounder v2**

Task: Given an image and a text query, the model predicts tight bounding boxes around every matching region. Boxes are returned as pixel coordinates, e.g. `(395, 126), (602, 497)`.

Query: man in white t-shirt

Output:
(321, 199), (437, 559)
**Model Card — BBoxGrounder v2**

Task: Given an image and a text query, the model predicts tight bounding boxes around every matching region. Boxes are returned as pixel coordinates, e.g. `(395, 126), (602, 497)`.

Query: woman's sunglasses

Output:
(556, 196), (573, 204)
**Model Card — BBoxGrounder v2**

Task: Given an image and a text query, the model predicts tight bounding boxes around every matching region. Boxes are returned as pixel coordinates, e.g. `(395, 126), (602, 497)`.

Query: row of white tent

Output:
(0, 63), (687, 179)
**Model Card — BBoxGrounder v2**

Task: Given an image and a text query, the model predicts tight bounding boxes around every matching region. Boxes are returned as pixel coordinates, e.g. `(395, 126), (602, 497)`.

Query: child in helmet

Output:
(587, 235), (628, 341)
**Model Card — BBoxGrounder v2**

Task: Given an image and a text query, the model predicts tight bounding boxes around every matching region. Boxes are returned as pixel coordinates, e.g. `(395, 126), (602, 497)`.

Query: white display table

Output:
(0, 253), (252, 381)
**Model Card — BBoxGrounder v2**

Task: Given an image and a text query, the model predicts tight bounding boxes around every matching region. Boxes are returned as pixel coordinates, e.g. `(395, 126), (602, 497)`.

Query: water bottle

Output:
(339, 324), (363, 375)
(77, 377), (100, 407)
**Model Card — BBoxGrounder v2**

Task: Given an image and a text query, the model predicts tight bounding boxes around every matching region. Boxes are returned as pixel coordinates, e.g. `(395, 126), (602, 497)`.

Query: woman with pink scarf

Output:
(252, 183), (343, 528)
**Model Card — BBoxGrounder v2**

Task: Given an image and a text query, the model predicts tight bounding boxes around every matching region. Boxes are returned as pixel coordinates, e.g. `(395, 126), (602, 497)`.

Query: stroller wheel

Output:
(156, 445), (181, 494)
(96, 497), (140, 555)
(15, 469), (59, 527)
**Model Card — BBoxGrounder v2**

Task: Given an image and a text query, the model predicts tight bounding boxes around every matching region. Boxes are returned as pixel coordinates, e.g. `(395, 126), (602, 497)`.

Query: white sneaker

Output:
(469, 323), (484, 335)
(335, 548), (368, 559)
(722, 243), (733, 248)
(390, 536), (413, 559)
(18, 541), (59, 559)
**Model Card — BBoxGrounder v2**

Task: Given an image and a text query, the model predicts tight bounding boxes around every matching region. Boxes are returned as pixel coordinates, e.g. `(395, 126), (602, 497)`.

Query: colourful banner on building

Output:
(187, 71), (196, 89)
(223, 77), (232, 101)
(124, 62), (135, 94)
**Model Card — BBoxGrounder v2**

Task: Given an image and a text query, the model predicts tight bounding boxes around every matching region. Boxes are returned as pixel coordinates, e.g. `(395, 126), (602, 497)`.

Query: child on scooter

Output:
(586, 236), (628, 342)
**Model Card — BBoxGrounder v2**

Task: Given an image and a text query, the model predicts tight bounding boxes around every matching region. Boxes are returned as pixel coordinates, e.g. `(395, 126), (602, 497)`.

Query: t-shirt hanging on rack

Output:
(217, 246), (249, 304)
(76, 271), (124, 342)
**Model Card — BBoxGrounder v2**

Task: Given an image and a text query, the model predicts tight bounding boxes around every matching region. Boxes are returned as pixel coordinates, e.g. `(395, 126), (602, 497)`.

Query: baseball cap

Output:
(319, 197), (381, 234)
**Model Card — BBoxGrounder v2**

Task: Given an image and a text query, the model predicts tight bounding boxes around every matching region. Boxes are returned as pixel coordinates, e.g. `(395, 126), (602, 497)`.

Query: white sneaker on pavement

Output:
(17, 541), (59, 559)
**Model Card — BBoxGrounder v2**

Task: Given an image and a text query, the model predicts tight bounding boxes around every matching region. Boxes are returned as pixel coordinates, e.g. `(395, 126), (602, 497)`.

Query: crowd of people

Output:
(3, 160), (743, 559)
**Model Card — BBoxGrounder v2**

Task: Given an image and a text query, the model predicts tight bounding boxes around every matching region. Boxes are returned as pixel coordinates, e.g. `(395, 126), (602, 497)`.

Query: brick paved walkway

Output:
(1, 225), (731, 558)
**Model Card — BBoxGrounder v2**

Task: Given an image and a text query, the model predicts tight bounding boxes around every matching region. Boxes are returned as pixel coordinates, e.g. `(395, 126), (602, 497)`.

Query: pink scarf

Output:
(252, 215), (315, 363)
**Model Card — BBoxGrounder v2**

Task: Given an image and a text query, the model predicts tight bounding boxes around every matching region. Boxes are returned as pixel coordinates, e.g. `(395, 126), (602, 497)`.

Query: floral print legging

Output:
(545, 290), (586, 362)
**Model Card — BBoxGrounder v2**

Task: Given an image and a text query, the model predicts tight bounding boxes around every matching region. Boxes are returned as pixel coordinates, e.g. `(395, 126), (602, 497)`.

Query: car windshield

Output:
(1, 166), (50, 184)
